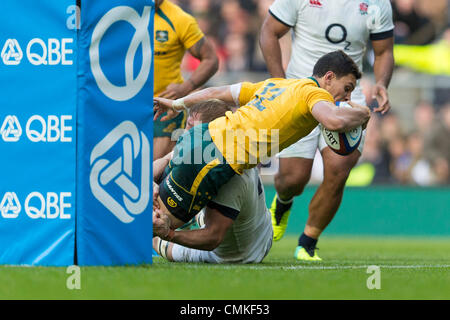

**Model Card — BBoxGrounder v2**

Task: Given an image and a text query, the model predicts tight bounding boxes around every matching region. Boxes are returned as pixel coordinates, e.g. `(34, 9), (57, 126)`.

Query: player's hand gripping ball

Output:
(320, 104), (362, 155)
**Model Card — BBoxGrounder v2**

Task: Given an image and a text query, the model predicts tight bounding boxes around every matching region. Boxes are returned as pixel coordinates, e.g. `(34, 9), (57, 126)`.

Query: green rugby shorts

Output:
(153, 110), (187, 138)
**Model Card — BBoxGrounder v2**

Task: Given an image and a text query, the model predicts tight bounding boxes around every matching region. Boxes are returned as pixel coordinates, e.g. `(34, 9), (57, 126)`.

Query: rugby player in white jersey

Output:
(152, 101), (273, 263)
(260, 0), (394, 260)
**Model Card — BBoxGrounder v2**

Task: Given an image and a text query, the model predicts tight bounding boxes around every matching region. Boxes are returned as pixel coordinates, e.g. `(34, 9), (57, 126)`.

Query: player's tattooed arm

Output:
(159, 37), (218, 99)
(190, 37), (205, 58)
(186, 36), (219, 90)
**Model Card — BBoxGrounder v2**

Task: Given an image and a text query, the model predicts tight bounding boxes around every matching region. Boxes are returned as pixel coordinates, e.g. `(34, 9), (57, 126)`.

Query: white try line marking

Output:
(268, 264), (450, 270)
(180, 264), (450, 271)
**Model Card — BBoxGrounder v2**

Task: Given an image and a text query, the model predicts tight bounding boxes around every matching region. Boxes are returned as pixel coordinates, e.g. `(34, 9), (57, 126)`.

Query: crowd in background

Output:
(356, 79), (450, 186)
(171, 0), (449, 73)
(173, 0), (275, 74)
(167, 0), (450, 186)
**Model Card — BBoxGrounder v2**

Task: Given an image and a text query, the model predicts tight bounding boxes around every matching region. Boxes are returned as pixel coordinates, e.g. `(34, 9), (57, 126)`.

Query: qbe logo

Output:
(0, 192), (21, 218)
(1, 38), (74, 66)
(90, 121), (150, 223)
(0, 115), (72, 143)
(0, 192), (72, 219)
(90, 6), (152, 101)
(1, 39), (23, 65)
(0, 115), (22, 142)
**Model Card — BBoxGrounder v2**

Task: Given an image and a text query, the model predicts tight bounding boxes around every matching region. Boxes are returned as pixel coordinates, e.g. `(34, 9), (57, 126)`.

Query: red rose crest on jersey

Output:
(359, 2), (369, 15)
(309, 0), (323, 8)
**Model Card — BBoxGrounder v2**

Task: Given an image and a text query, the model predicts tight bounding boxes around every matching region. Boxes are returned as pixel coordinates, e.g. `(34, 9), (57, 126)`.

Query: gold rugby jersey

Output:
(208, 78), (334, 174)
(154, 1), (204, 96)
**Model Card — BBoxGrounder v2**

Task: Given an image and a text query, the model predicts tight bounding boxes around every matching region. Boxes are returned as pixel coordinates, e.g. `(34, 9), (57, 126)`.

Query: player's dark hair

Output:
(189, 99), (233, 123)
(312, 50), (362, 80)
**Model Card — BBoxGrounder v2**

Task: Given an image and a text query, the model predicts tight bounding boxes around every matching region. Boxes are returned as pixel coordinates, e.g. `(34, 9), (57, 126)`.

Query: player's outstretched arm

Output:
(154, 206), (234, 251)
(311, 101), (371, 132)
(153, 85), (236, 121)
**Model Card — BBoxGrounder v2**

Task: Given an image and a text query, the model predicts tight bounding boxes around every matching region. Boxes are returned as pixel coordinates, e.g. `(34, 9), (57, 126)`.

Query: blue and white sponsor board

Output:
(0, 0), (154, 266)
(0, 0), (77, 265)
(77, 0), (154, 265)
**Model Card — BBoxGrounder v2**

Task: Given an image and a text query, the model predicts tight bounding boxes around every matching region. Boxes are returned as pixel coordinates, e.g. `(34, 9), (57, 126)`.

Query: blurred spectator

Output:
(359, 114), (393, 184)
(432, 157), (450, 185)
(392, 0), (448, 45)
(380, 112), (404, 143)
(413, 100), (435, 135)
(405, 131), (433, 185)
(219, 0), (254, 72)
(248, 0), (277, 71)
(392, 0), (437, 44)
(378, 100), (450, 186)
(414, 0), (448, 35)
(178, 0), (269, 72)
(223, 32), (250, 72)
(423, 103), (450, 184)
(388, 134), (411, 183)
(188, 0), (211, 15)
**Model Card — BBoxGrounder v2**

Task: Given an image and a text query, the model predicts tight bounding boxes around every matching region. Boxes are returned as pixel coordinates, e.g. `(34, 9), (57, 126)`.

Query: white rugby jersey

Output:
(207, 168), (272, 263)
(269, 0), (394, 102)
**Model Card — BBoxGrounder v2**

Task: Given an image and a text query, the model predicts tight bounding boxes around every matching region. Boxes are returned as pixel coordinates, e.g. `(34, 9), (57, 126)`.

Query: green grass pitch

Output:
(1, 236), (449, 300)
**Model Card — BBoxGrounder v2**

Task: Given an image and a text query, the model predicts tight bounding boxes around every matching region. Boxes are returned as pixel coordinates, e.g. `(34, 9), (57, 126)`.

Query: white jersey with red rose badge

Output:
(270, 0), (394, 158)
(269, 0), (394, 103)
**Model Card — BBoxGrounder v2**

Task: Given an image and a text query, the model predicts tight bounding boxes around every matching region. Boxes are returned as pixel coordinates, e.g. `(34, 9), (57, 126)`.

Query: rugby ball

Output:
(320, 123), (362, 156)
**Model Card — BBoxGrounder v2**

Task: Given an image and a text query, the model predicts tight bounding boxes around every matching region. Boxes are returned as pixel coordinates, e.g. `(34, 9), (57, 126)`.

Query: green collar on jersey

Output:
(307, 76), (320, 88)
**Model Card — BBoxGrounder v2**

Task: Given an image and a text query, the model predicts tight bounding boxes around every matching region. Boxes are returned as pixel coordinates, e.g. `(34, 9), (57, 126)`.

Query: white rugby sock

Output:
(277, 194), (293, 204)
(155, 237), (170, 260)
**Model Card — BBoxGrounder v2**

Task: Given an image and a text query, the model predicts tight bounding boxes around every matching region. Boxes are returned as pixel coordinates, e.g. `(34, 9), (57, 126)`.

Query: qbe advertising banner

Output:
(0, 0), (154, 266)
(77, 0), (154, 265)
(0, 0), (77, 265)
